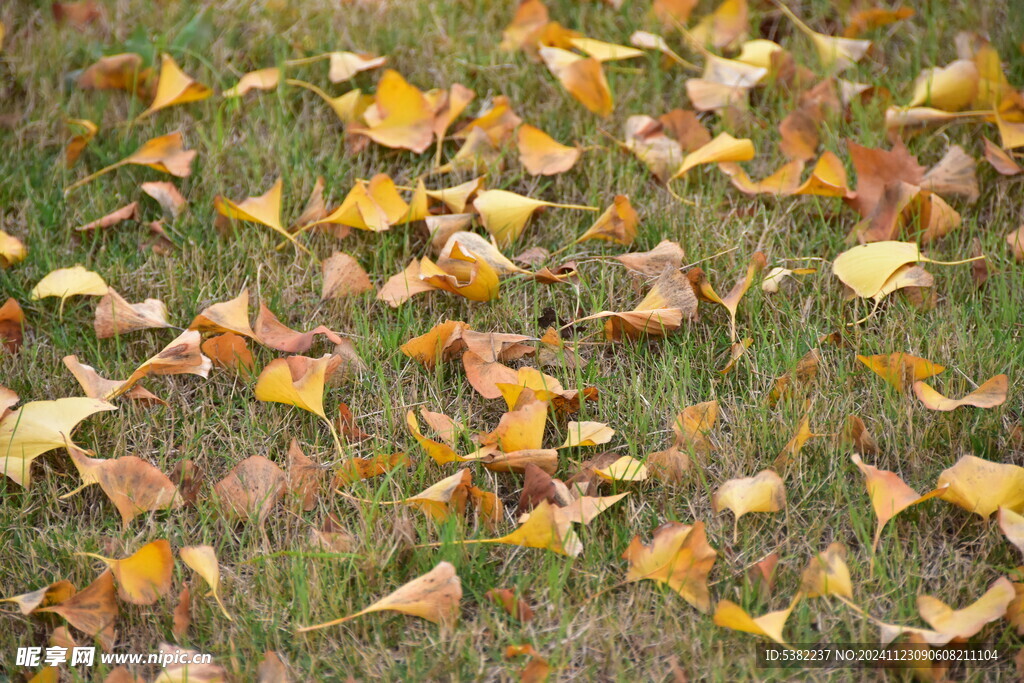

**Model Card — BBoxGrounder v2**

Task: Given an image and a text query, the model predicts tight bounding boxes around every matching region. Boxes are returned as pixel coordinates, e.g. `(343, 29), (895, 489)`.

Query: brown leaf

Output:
(66, 444), (182, 527)
(842, 415), (878, 455)
(0, 297), (25, 352)
(285, 439), (325, 511)
(201, 332), (254, 372)
(333, 452), (409, 487)
(213, 455), (285, 525)
(93, 288), (170, 338)
(257, 650), (290, 683)
(37, 570), (117, 639)
(921, 144), (979, 202)
(253, 303), (344, 353)
(615, 240), (686, 277)
(76, 202), (139, 232)
(984, 137), (1022, 175)
(486, 588), (535, 622)
(141, 181), (187, 218)
(517, 462), (571, 515)
(321, 252), (372, 299)
(172, 587), (191, 640)
(846, 139), (925, 217)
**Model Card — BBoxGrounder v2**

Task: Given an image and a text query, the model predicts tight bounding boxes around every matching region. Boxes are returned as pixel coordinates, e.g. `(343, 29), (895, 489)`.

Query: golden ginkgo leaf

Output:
(297, 562), (461, 632)
(937, 455), (1024, 519)
(78, 540), (174, 605)
(912, 374), (1008, 411)
(799, 542), (853, 600)
(30, 265), (108, 311)
(223, 67), (281, 97)
(671, 132), (755, 180)
(576, 195), (639, 245)
(65, 131), (197, 193)
(180, 545), (232, 620)
(0, 397), (116, 487)
(851, 454), (947, 551)
(254, 355), (331, 421)
(594, 455), (648, 481)
(559, 421), (615, 449)
(473, 189), (597, 247)
(713, 593), (802, 645)
(856, 352), (945, 392)
(569, 37), (645, 62)
(214, 177), (309, 254)
(516, 123), (581, 176)
(776, 2), (870, 71)
(539, 47), (613, 117)
(622, 521), (717, 612)
(138, 53), (212, 119)
(0, 229), (26, 268)
(832, 241), (979, 299)
(712, 469), (786, 540)
(348, 69), (434, 154)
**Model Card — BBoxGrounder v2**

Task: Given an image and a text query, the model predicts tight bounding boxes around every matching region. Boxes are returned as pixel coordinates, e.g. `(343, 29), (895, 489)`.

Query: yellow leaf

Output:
(407, 410), (465, 465)
(254, 355), (331, 420)
(490, 400), (549, 452)
(404, 469), (473, 520)
(690, 0), (748, 51)
(851, 454), (947, 551)
(576, 195), (639, 245)
(30, 265), (107, 310)
(776, 2), (869, 71)
(287, 79), (371, 124)
(214, 177), (309, 254)
(539, 47), (613, 117)
(419, 244), (501, 303)
(180, 545), (232, 620)
(937, 455), (1024, 519)
(912, 374), (1008, 411)
(917, 578), (1015, 641)
(594, 455), (648, 481)
(298, 562), (461, 632)
(189, 289), (257, 340)
(516, 123), (581, 176)
(327, 51), (386, 82)
(560, 421), (615, 448)
(79, 540), (174, 605)
(671, 132), (755, 179)
(139, 53), (212, 119)
(569, 37), (645, 62)
(0, 397), (116, 487)
(490, 499), (583, 556)
(223, 67), (281, 97)
(349, 70), (434, 153)
(998, 507), (1024, 556)
(65, 118), (98, 168)
(907, 60), (978, 110)
(856, 352), (945, 392)
(832, 241), (978, 299)
(473, 190), (594, 247)
(799, 543), (853, 600)
(622, 521), (717, 611)
(712, 469), (785, 539)
(0, 229), (26, 268)
(713, 593), (802, 645)
(0, 580), (76, 616)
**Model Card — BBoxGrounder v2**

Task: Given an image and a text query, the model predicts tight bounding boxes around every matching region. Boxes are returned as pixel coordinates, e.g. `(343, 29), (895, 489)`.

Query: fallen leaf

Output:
(937, 455), (1024, 518)
(594, 455), (648, 481)
(66, 131), (196, 192)
(189, 289), (256, 339)
(1007, 225), (1024, 261)
(843, 416), (878, 455)
(690, 0), (748, 50)
(252, 303), (344, 353)
(333, 452), (408, 488)
(649, 401), (718, 482)
(907, 59), (978, 110)
(917, 578), (1015, 641)
(844, 6), (913, 38)
(689, 251), (766, 341)
(215, 177), (309, 254)
(517, 123), (580, 176)
(0, 297), (25, 351)
(201, 332), (254, 372)
(713, 594), (801, 645)
(984, 137), (1022, 175)
(36, 570), (117, 639)
(560, 421), (614, 448)
(255, 355), (332, 420)
(77, 53), (150, 94)
(1, 580), (76, 615)
(799, 543), (853, 599)
(622, 521), (717, 612)
(298, 561), (461, 631)
(256, 650), (290, 683)
(772, 415), (818, 471)
(321, 252), (372, 299)
(0, 397), (115, 487)
(179, 545), (232, 620)
(777, 2), (870, 71)
(999, 508), (1024, 557)
(712, 470), (786, 539)
(833, 241), (977, 299)
(482, 499), (582, 556)
(857, 352), (945, 392)
(65, 118), (98, 168)
(349, 70), (434, 153)
(921, 144), (979, 202)
(486, 588), (534, 622)
(419, 244), (501, 303)
(172, 587), (191, 640)
(576, 195), (638, 245)
(499, 0), (549, 52)
(65, 444), (183, 528)
(213, 455), (285, 525)
(141, 181), (187, 217)
(138, 53), (212, 119)
(539, 47), (613, 117)
(78, 540), (173, 605)
(151, 644), (226, 682)
(93, 289), (170, 338)
(223, 67), (281, 97)
(400, 320), (470, 369)
(913, 374), (1008, 411)
(615, 240), (685, 276)
(671, 133), (755, 180)
(473, 189), (596, 247)
(30, 265), (107, 311)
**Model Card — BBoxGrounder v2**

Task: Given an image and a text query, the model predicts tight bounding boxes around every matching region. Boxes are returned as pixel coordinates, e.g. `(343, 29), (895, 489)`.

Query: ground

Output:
(1, 0), (1024, 681)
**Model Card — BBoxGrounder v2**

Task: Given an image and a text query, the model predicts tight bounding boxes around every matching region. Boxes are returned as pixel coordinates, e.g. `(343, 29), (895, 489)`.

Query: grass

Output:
(1, 0), (1024, 680)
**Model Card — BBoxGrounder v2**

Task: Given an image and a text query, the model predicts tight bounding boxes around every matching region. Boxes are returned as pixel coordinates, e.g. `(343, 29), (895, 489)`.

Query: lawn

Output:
(2, 0), (1024, 680)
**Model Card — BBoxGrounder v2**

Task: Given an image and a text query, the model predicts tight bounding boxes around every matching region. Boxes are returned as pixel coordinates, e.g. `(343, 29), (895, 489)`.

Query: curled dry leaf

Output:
(984, 138), (1022, 175)
(36, 569), (117, 640)
(298, 561), (461, 632)
(141, 181), (187, 218)
(648, 400), (717, 482)
(66, 131), (197, 193)
(713, 594), (802, 645)
(622, 521), (717, 612)
(671, 133), (755, 180)
(77, 53), (151, 94)
(937, 455), (1024, 519)
(400, 319), (470, 369)
(916, 578), (1015, 643)
(851, 454), (947, 551)
(615, 239), (685, 277)
(559, 421), (614, 448)
(252, 303), (345, 353)
(78, 540), (174, 605)
(63, 355), (163, 406)
(843, 415), (878, 455)
(285, 439), (325, 511)
(179, 545), (232, 620)
(189, 289), (256, 339)
(213, 455), (286, 525)
(0, 397), (116, 487)
(913, 374), (1008, 411)
(77, 202), (140, 232)
(93, 288), (170, 338)
(66, 443), (183, 528)
(576, 195), (638, 245)
(223, 67), (281, 97)
(689, 251), (765, 342)
(594, 456), (648, 482)
(486, 588), (534, 622)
